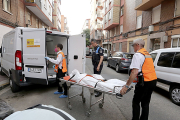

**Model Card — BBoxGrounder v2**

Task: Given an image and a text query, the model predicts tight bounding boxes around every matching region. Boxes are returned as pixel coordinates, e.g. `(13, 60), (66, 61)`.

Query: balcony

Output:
(95, 24), (103, 30)
(135, 0), (164, 11)
(95, 13), (103, 21)
(96, 2), (103, 10)
(25, 0), (53, 27)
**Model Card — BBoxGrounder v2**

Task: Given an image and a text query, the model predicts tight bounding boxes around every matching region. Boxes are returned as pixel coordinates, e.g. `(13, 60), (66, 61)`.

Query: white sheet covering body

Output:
(69, 69), (126, 93)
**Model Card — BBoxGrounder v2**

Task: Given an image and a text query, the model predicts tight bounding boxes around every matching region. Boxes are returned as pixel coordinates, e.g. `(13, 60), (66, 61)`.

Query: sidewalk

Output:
(0, 70), (9, 91)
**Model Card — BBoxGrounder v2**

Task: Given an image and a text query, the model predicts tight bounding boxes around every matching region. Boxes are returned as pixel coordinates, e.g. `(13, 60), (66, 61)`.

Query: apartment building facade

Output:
(52, 0), (61, 31)
(100, 0), (180, 55)
(102, 0), (126, 55)
(0, 0), (53, 46)
(90, 0), (104, 46)
(82, 19), (90, 32)
(61, 15), (69, 34)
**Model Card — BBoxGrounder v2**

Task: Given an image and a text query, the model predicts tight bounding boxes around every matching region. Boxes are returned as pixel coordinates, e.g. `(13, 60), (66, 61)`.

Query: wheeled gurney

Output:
(59, 71), (133, 117)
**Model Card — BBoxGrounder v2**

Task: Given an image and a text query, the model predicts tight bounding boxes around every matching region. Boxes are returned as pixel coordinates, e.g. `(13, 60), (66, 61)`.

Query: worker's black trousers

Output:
(132, 80), (157, 120)
(93, 64), (103, 74)
(56, 69), (67, 95)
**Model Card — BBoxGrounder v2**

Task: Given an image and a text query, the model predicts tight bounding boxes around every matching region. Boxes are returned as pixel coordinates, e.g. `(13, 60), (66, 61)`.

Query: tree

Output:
(82, 29), (90, 46)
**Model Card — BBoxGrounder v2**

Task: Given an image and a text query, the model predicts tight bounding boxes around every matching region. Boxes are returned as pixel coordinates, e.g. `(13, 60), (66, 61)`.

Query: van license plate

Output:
(28, 68), (42, 73)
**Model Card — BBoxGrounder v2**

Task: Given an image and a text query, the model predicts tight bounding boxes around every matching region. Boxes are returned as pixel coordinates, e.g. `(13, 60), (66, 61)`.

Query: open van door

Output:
(22, 28), (48, 85)
(68, 34), (86, 74)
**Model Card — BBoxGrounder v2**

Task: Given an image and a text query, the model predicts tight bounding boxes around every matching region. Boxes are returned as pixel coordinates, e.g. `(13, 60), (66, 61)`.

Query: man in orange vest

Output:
(45, 44), (68, 98)
(120, 38), (157, 120)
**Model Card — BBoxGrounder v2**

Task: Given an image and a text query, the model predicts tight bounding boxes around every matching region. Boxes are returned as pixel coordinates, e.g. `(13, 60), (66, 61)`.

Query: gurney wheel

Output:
(86, 112), (91, 117)
(68, 104), (72, 110)
(82, 98), (86, 103)
(99, 103), (103, 108)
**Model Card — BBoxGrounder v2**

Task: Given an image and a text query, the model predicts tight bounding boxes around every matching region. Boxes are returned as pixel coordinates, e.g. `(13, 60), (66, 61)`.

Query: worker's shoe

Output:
(59, 95), (68, 98)
(54, 91), (64, 94)
(95, 92), (102, 97)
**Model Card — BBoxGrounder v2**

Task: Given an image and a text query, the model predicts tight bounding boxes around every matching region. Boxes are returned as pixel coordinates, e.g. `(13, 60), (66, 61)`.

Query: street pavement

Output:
(0, 67), (9, 90)
(0, 58), (180, 120)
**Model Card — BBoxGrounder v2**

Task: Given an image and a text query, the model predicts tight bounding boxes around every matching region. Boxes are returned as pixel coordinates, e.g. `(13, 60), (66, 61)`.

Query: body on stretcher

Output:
(62, 69), (132, 97)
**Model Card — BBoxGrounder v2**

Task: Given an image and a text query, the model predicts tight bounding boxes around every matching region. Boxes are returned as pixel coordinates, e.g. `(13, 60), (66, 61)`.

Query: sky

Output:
(61, 0), (91, 35)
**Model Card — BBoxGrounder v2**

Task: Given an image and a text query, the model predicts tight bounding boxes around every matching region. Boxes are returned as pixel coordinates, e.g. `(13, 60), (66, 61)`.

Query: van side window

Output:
(157, 52), (175, 67)
(150, 53), (157, 62)
(172, 52), (180, 68)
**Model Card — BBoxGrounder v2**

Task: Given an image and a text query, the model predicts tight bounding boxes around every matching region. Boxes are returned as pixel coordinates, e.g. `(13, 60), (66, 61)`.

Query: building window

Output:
(113, 43), (116, 51)
(152, 4), (161, 24)
(42, 23), (44, 28)
(44, 0), (47, 9)
(3, 0), (11, 12)
(136, 15), (142, 29)
(175, 0), (180, 17)
(119, 42), (122, 51)
(108, 11), (111, 20)
(172, 38), (180, 48)
(121, 6), (124, 16)
(27, 12), (32, 25)
(49, 5), (51, 15)
(36, 19), (39, 28)
(86, 20), (89, 26)
(120, 25), (123, 34)
(106, 14), (108, 23)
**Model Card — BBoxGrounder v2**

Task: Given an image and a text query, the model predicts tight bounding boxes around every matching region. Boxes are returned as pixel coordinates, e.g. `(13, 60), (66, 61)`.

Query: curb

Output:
(0, 83), (9, 91)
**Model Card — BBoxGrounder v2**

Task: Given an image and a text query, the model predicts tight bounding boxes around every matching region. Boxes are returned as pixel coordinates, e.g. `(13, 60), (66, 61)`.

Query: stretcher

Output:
(59, 74), (133, 117)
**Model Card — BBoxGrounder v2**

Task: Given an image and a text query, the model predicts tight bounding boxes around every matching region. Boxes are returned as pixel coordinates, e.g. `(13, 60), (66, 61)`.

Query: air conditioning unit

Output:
(163, 36), (168, 42)
(148, 25), (154, 32)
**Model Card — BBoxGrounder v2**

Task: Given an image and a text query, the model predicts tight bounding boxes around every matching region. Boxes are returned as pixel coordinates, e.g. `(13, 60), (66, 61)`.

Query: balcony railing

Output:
(25, 0), (41, 8)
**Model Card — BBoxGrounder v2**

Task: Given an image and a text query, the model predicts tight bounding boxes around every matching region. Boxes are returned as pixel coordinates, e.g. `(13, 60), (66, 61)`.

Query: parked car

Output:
(107, 52), (134, 72)
(150, 48), (180, 105)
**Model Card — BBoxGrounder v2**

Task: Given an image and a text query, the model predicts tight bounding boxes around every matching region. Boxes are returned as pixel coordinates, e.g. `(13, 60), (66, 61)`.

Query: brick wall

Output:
(124, 0), (136, 33)
(122, 41), (127, 52)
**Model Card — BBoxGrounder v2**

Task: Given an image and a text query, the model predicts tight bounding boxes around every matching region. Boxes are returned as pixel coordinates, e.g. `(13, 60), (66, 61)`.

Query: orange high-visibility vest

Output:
(137, 48), (157, 81)
(54, 52), (67, 73)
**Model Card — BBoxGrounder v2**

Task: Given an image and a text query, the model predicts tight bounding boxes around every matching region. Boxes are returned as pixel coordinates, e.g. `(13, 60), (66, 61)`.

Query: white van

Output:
(150, 48), (180, 105)
(0, 27), (86, 93)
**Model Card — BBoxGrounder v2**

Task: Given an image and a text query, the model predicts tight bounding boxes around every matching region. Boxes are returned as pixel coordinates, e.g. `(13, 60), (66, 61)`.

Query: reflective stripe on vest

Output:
(96, 47), (100, 54)
(54, 52), (67, 73)
(138, 48), (157, 82)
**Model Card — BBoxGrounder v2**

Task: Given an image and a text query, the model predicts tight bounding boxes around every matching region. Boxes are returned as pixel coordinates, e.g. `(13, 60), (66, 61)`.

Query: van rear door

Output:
(68, 34), (86, 74)
(22, 28), (48, 85)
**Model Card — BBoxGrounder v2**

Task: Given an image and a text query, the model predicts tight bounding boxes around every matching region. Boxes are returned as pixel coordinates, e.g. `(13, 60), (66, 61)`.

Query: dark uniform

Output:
(92, 45), (104, 74)
(92, 45), (104, 97)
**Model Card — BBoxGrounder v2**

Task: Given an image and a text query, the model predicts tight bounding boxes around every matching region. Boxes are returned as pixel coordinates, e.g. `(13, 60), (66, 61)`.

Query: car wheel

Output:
(9, 75), (21, 93)
(169, 86), (180, 105)
(116, 64), (120, 73)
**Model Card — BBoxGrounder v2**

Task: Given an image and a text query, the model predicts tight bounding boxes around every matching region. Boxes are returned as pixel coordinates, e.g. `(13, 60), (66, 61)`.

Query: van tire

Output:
(9, 75), (21, 93)
(169, 86), (180, 105)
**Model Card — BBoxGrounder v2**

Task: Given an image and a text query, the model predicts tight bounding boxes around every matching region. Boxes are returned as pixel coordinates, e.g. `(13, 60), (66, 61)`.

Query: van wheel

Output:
(169, 86), (180, 105)
(9, 75), (21, 93)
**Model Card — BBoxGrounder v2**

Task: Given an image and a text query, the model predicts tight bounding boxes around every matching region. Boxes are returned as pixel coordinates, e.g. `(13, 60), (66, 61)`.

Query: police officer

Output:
(120, 38), (157, 120)
(91, 39), (104, 97)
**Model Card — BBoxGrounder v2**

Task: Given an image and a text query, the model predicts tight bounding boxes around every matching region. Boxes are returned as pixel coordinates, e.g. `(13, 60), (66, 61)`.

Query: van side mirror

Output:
(0, 48), (1, 53)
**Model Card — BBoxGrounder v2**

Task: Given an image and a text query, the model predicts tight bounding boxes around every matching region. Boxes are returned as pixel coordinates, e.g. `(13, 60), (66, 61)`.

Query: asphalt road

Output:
(0, 58), (180, 120)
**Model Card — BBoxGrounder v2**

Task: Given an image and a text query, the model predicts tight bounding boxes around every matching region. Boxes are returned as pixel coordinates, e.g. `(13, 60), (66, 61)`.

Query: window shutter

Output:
(136, 15), (142, 29)
(152, 5), (161, 23)
(175, 0), (180, 17)
(172, 38), (178, 48)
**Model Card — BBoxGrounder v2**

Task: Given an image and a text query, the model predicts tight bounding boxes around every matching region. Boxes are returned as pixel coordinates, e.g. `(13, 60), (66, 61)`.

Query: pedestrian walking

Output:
(120, 38), (157, 120)
(45, 44), (68, 98)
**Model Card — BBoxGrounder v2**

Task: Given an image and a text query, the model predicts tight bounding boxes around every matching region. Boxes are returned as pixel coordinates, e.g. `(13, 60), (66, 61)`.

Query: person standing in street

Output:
(45, 44), (68, 98)
(120, 38), (157, 120)
(87, 39), (104, 97)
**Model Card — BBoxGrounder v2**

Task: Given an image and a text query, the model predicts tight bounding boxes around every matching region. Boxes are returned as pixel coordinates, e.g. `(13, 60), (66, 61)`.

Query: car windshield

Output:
(124, 54), (133, 59)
